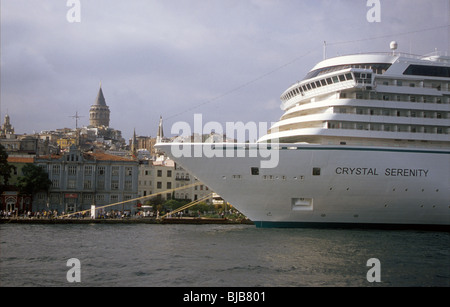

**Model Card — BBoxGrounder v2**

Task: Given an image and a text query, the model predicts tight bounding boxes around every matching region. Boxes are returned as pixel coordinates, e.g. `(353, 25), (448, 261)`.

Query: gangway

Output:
(60, 182), (203, 219)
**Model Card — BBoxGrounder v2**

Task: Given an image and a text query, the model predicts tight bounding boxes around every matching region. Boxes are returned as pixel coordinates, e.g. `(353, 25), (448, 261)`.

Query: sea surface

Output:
(0, 223), (448, 287)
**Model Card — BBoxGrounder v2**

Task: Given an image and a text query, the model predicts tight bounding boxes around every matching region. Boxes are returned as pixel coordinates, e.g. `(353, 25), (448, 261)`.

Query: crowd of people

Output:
(0, 209), (145, 219)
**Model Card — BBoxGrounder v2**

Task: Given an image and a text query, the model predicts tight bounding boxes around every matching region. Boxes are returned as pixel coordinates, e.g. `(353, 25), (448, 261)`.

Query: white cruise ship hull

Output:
(158, 143), (449, 229)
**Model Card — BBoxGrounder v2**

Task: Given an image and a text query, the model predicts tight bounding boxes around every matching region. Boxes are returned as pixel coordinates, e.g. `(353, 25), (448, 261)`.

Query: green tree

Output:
(17, 164), (52, 196)
(0, 145), (16, 191)
(164, 199), (190, 211)
(190, 201), (212, 213)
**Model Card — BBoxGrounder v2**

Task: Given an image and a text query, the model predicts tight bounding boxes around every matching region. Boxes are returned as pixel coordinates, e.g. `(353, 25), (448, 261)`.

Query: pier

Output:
(0, 217), (254, 225)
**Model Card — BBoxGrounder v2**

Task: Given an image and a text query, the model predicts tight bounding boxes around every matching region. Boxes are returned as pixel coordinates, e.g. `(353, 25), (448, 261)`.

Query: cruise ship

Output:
(157, 43), (450, 229)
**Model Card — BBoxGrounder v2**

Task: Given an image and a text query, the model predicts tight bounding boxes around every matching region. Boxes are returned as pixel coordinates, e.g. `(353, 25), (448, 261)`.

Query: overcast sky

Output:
(1, 0), (449, 141)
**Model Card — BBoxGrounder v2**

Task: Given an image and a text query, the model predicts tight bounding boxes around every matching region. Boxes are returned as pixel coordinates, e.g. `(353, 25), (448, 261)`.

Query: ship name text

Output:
(335, 167), (429, 177)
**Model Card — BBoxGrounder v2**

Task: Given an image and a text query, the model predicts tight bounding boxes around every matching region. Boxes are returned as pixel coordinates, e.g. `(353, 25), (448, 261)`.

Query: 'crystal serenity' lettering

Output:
(336, 167), (379, 176)
(385, 168), (428, 177)
(336, 167), (429, 177)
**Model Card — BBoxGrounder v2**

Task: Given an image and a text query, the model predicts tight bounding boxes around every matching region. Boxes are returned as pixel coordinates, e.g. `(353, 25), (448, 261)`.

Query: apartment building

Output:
(138, 157), (213, 204)
(34, 145), (138, 214)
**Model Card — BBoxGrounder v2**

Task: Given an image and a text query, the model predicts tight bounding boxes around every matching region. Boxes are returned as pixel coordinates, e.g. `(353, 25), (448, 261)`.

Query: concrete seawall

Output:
(0, 217), (254, 225)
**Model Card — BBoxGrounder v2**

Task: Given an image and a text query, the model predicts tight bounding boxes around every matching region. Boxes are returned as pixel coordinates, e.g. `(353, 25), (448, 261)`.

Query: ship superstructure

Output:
(260, 48), (449, 149)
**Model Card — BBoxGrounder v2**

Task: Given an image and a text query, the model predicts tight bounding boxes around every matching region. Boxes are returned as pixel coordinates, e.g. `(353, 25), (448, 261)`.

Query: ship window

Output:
(315, 81), (321, 88)
(311, 82), (316, 89)
(403, 64), (450, 78)
(345, 73), (353, 80)
(332, 76), (339, 83)
(251, 167), (259, 175)
(320, 79), (327, 86)
(312, 168), (321, 176)
(326, 78), (332, 84)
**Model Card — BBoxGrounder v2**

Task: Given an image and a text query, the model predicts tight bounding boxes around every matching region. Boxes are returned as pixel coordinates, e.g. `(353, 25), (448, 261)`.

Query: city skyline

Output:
(1, 0), (449, 141)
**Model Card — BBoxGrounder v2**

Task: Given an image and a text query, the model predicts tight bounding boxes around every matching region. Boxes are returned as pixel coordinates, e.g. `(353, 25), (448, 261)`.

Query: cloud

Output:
(1, 0), (448, 140)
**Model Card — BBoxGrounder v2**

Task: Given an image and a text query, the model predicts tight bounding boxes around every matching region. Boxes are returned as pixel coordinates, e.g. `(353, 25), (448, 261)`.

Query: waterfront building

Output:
(0, 156), (34, 213)
(34, 145), (138, 214)
(138, 157), (213, 204)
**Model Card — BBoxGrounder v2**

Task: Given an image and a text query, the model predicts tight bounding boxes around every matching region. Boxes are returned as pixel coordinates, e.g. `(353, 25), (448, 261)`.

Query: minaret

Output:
(131, 128), (137, 158)
(156, 116), (164, 143)
(89, 83), (111, 127)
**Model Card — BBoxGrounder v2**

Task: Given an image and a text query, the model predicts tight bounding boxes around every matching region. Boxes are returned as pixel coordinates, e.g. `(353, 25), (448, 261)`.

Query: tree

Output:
(164, 199), (190, 211)
(0, 144), (15, 187)
(190, 202), (212, 213)
(17, 164), (52, 196)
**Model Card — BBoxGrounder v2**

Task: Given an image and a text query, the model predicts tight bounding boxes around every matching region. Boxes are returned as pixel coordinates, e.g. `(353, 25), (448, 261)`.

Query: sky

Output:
(1, 0), (449, 141)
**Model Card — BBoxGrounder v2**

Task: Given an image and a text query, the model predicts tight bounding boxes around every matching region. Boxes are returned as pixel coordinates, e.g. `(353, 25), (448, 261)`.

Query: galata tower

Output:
(89, 84), (110, 127)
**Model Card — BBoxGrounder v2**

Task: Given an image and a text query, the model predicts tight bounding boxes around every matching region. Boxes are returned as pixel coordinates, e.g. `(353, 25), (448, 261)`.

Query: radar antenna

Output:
(390, 41), (398, 55)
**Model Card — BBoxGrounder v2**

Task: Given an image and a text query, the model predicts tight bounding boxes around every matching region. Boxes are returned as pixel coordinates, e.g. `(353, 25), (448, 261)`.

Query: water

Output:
(0, 223), (448, 287)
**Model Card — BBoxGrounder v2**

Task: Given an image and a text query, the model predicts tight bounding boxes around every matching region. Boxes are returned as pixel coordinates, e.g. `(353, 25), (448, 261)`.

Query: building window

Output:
(125, 167), (133, 176)
(85, 165), (93, 176)
(68, 179), (76, 189)
(52, 179), (60, 188)
(96, 194), (105, 203)
(312, 168), (321, 176)
(111, 180), (119, 190)
(112, 166), (120, 176)
(167, 170), (172, 177)
(68, 165), (77, 176)
(111, 195), (119, 203)
(157, 170), (162, 177)
(83, 194), (92, 203)
(125, 180), (132, 190)
(52, 165), (60, 175)
(98, 166), (105, 176)
(84, 180), (92, 189)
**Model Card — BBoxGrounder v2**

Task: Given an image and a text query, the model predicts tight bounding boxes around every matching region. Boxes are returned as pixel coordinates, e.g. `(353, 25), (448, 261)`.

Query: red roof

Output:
(7, 157), (35, 163)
